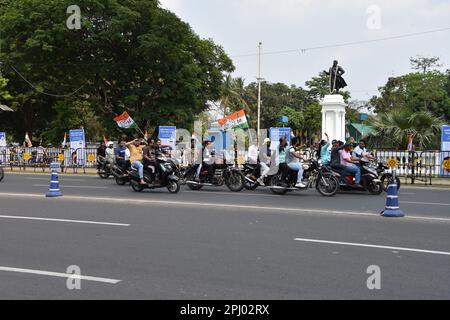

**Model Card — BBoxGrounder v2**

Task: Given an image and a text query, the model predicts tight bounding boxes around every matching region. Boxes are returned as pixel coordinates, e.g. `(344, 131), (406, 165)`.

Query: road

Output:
(0, 172), (450, 299)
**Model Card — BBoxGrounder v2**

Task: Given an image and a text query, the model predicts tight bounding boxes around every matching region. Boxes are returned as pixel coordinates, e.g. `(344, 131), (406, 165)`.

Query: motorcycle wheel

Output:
(167, 180), (181, 194)
(115, 176), (127, 186)
(316, 174), (339, 197)
(97, 170), (110, 179)
(130, 180), (144, 192)
(368, 181), (383, 195)
(244, 172), (258, 190)
(269, 175), (288, 195)
(186, 171), (203, 191)
(225, 171), (245, 192)
(381, 174), (401, 192)
(0, 168), (4, 182)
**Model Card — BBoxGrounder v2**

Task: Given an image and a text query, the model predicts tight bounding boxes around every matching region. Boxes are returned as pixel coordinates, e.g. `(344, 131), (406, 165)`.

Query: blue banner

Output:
(0, 132), (6, 147)
(441, 125), (450, 177)
(158, 126), (177, 148)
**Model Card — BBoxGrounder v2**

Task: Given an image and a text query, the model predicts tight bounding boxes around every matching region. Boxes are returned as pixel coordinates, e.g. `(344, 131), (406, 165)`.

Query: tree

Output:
(276, 106), (304, 129)
(370, 71), (450, 121)
(0, 0), (233, 142)
(369, 109), (444, 150)
(410, 55), (442, 73)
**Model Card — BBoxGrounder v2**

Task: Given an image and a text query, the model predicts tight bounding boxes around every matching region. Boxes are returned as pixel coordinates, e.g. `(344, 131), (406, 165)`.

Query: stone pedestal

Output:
(320, 94), (347, 142)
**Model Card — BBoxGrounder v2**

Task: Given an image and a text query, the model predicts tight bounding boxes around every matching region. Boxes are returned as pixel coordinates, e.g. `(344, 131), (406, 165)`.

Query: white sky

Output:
(159, 0), (450, 100)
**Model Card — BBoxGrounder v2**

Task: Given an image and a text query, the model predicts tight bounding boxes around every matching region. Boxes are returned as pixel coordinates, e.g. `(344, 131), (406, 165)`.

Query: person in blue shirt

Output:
(115, 141), (128, 171)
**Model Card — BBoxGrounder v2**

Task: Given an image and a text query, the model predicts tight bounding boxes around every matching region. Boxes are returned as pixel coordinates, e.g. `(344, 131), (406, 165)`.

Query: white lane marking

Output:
(402, 201), (450, 207)
(0, 215), (129, 227)
(0, 266), (121, 284)
(0, 192), (449, 223)
(185, 190), (280, 197)
(294, 238), (450, 256)
(32, 184), (107, 189)
(25, 177), (87, 182)
(403, 186), (450, 191)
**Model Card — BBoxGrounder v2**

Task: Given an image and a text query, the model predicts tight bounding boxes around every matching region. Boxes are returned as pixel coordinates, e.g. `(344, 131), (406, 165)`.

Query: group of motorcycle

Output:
(96, 154), (400, 197)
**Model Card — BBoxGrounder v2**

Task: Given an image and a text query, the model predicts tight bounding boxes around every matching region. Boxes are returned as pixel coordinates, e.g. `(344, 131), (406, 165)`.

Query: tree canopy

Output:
(0, 0), (233, 143)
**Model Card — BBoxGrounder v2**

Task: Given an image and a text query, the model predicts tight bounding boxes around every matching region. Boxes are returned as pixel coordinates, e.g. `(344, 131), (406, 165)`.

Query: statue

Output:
(325, 60), (347, 94)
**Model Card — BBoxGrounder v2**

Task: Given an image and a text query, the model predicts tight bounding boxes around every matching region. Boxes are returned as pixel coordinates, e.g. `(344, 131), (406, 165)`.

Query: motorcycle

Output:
(270, 160), (339, 196)
(97, 157), (113, 179)
(185, 163), (245, 192)
(241, 163), (273, 190)
(376, 161), (401, 192)
(111, 163), (132, 186)
(331, 160), (384, 195)
(129, 157), (180, 194)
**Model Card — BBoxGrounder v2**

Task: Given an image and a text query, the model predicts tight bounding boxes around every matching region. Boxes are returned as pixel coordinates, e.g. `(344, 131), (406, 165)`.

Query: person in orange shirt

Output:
(127, 139), (147, 185)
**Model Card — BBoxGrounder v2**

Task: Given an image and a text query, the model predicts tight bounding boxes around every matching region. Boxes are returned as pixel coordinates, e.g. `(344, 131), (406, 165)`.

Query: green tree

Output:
(410, 55), (442, 73)
(369, 109), (444, 150)
(276, 106), (304, 129)
(371, 72), (450, 121)
(0, 0), (233, 142)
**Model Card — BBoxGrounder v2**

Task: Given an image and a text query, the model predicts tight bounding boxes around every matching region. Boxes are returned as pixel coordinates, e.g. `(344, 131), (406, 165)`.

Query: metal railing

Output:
(0, 147), (99, 173)
(375, 150), (450, 185)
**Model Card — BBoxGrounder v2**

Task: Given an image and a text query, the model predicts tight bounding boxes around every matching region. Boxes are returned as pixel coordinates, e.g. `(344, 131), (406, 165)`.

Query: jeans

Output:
(132, 161), (144, 179)
(343, 164), (361, 184)
(288, 162), (304, 184)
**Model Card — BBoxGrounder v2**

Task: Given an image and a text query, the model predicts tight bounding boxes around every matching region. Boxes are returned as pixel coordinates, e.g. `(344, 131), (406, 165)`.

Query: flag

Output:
(103, 135), (108, 145)
(24, 132), (32, 147)
(218, 110), (249, 131)
(114, 111), (137, 129)
(62, 132), (67, 148)
(144, 130), (149, 141)
(407, 134), (414, 151)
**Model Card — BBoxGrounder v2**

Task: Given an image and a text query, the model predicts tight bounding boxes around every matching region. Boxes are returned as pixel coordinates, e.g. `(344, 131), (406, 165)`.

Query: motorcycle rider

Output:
(115, 141), (129, 172)
(105, 141), (116, 165)
(286, 137), (307, 188)
(127, 139), (147, 185)
(353, 139), (375, 161)
(320, 133), (332, 165)
(197, 140), (215, 182)
(256, 138), (272, 186)
(340, 143), (363, 188)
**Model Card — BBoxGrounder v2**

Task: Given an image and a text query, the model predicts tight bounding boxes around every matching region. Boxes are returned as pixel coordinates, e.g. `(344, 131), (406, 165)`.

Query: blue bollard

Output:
(46, 169), (62, 198)
(381, 179), (404, 218)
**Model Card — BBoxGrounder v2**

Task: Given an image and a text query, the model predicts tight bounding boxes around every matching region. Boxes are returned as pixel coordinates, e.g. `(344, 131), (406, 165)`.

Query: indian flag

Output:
(24, 132), (32, 147)
(114, 111), (137, 129)
(218, 110), (249, 131)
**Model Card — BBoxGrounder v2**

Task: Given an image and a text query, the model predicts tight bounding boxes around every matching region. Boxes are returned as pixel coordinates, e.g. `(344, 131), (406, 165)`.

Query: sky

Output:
(159, 0), (450, 101)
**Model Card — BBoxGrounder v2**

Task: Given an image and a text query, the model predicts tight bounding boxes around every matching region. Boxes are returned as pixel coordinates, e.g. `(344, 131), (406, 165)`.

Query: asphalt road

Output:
(0, 172), (449, 299)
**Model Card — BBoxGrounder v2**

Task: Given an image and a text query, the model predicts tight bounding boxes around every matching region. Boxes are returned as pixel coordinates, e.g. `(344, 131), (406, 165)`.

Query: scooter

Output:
(376, 161), (401, 192)
(97, 158), (113, 179)
(130, 157), (180, 193)
(332, 160), (383, 195)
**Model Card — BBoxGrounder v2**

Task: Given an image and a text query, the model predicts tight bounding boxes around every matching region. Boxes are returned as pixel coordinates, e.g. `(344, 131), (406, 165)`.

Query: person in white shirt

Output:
(353, 139), (375, 161)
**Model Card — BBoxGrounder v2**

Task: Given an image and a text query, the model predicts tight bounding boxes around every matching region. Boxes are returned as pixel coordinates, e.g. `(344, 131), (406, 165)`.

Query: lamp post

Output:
(257, 42), (262, 141)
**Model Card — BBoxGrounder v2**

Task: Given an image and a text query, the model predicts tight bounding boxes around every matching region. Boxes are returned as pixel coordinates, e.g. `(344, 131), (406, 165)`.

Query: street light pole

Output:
(257, 42), (262, 141)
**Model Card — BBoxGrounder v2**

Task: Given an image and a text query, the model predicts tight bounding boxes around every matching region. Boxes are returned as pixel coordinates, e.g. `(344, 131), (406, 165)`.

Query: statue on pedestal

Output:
(325, 60), (347, 94)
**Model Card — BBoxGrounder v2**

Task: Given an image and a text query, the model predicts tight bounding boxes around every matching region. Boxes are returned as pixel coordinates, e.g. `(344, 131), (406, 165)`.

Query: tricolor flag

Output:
(144, 130), (149, 141)
(114, 111), (137, 129)
(103, 135), (108, 145)
(218, 110), (249, 131)
(407, 134), (414, 151)
(24, 132), (32, 147)
(62, 132), (67, 148)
